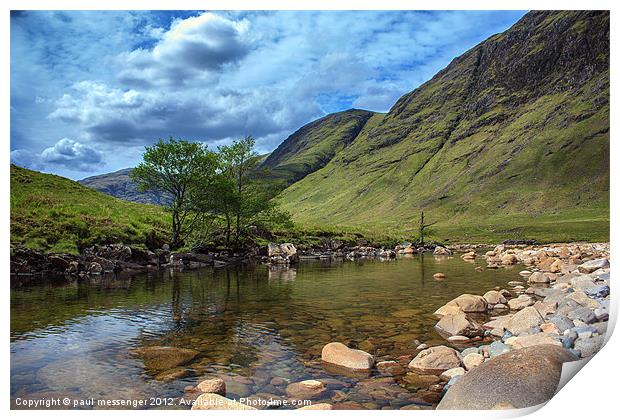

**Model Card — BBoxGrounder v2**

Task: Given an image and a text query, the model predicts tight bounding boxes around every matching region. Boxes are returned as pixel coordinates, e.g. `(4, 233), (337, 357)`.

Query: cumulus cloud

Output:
(117, 12), (250, 87)
(11, 138), (104, 172)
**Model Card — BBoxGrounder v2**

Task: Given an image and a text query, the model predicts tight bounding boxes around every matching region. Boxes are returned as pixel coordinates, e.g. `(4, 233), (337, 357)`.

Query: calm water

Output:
(11, 255), (522, 409)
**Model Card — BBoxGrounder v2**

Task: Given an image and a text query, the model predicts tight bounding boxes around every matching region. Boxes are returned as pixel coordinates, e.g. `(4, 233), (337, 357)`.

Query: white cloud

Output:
(11, 138), (104, 172)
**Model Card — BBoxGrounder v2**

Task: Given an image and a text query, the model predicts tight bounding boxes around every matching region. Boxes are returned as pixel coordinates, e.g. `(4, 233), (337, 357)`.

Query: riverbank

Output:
(185, 242), (610, 410)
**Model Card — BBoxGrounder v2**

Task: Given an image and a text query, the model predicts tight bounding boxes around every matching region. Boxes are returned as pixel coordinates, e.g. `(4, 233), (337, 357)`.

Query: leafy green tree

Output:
(130, 137), (219, 248)
(217, 136), (291, 246)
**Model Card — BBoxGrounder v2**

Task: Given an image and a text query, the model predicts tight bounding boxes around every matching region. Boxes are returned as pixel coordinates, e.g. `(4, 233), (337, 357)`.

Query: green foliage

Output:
(131, 137), (219, 248)
(10, 165), (169, 254)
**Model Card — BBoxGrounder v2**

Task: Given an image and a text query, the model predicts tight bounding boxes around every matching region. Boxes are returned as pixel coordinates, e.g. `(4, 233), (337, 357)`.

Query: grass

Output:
(10, 165), (170, 254)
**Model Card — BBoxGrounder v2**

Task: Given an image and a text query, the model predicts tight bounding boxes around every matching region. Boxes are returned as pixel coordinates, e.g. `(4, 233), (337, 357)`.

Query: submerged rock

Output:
(131, 346), (199, 372)
(437, 345), (578, 409)
(286, 380), (327, 400)
(321, 342), (374, 371)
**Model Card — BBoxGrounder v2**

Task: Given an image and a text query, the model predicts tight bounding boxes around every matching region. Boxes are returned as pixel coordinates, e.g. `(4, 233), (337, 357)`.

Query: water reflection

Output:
(11, 255), (520, 409)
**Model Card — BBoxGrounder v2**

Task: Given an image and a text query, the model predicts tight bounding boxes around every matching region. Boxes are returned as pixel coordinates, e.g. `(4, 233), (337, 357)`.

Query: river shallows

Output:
(11, 255), (521, 409)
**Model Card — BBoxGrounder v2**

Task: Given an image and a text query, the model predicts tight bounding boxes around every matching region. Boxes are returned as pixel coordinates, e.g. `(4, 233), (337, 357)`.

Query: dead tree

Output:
(419, 211), (438, 246)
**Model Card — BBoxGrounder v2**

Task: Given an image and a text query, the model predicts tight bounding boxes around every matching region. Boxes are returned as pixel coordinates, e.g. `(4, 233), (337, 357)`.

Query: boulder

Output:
(376, 361), (405, 376)
(578, 258), (609, 274)
(437, 345), (578, 409)
(440, 367), (465, 381)
(433, 246), (452, 255)
(507, 295), (535, 310)
(574, 335), (604, 358)
(507, 333), (562, 349)
(408, 346), (462, 375)
(321, 342), (374, 371)
(131, 346), (199, 372)
(196, 378), (226, 396)
(435, 312), (484, 338)
(192, 393), (256, 410)
(433, 272), (446, 280)
(501, 254), (518, 265)
(286, 380), (327, 400)
(463, 353), (484, 370)
(445, 294), (488, 313)
(506, 306), (544, 335)
(483, 290), (507, 306)
(528, 272), (553, 284)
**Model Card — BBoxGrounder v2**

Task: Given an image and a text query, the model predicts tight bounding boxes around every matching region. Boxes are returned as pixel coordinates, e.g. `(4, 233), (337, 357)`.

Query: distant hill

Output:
(79, 168), (171, 205)
(11, 165), (169, 253)
(275, 11), (609, 243)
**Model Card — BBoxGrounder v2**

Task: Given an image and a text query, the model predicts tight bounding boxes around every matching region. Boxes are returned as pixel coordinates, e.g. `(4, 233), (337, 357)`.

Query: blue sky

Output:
(10, 10), (526, 179)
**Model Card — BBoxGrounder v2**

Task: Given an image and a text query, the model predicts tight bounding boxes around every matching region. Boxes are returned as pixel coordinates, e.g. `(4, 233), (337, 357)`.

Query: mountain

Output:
(261, 109), (378, 185)
(79, 168), (171, 205)
(11, 165), (169, 253)
(275, 11), (609, 242)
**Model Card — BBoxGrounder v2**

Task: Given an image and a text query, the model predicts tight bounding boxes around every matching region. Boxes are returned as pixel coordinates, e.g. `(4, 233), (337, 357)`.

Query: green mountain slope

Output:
(79, 168), (171, 205)
(11, 165), (169, 253)
(261, 109), (377, 185)
(276, 11), (609, 243)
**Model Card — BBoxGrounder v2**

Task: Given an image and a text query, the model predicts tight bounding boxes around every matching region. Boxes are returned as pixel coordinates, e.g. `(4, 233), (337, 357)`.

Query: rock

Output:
(519, 270), (532, 276)
(528, 272), (553, 284)
(483, 290), (507, 306)
(376, 361), (405, 376)
(321, 342), (374, 371)
(437, 345), (578, 409)
(192, 393), (256, 410)
(416, 343), (429, 350)
(131, 346), (199, 371)
(403, 373), (441, 388)
(501, 254), (518, 265)
(155, 367), (192, 382)
(578, 258), (609, 274)
(507, 333), (562, 349)
(440, 367), (465, 381)
(408, 346), (462, 375)
(567, 307), (597, 324)
(506, 306), (544, 335)
(594, 307), (609, 322)
(87, 262), (103, 274)
(433, 304), (464, 318)
(547, 315), (575, 333)
(435, 312), (484, 338)
(433, 272), (446, 280)
(573, 335), (604, 358)
(584, 285), (610, 298)
(196, 378), (226, 396)
(286, 380), (327, 399)
(488, 341), (511, 358)
(447, 335), (471, 343)
(445, 294), (488, 313)
(463, 353), (484, 370)
(540, 323), (560, 335)
(298, 403), (333, 410)
(507, 295), (535, 310)
(568, 274), (597, 290)
(433, 246), (452, 255)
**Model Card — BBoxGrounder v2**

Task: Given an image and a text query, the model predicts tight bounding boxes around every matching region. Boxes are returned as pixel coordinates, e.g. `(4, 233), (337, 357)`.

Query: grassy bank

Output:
(10, 165), (170, 254)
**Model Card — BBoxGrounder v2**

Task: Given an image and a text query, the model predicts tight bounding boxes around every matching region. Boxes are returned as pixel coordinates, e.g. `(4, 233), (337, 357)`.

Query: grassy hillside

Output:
(261, 109), (378, 185)
(11, 165), (170, 254)
(276, 11), (609, 244)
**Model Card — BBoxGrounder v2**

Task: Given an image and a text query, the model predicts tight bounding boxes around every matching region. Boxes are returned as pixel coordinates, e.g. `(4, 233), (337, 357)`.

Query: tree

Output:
(130, 137), (219, 248)
(217, 136), (290, 247)
(418, 211), (437, 246)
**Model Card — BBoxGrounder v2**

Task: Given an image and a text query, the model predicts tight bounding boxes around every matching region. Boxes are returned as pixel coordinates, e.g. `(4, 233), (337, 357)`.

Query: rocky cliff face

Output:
(276, 11), (609, 236)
